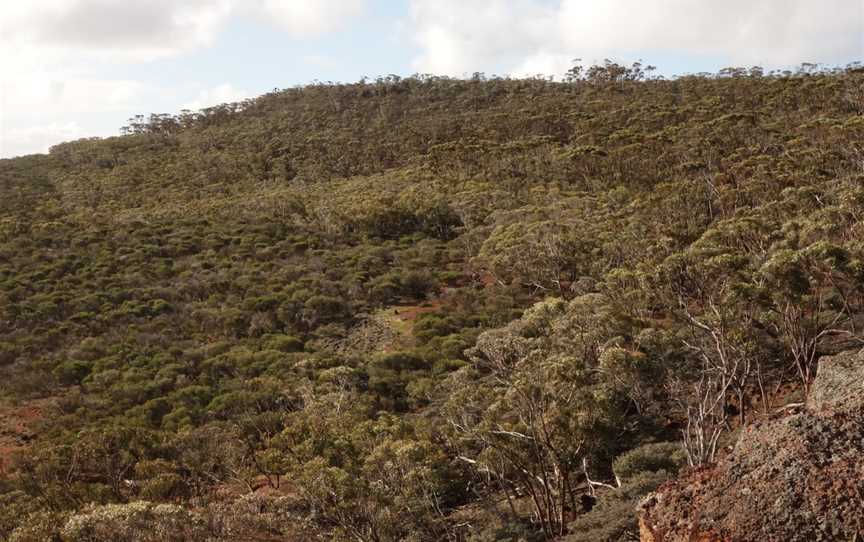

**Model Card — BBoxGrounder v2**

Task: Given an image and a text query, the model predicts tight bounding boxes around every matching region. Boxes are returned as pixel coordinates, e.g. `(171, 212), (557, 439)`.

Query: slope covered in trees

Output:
(1, 63), (862, 541)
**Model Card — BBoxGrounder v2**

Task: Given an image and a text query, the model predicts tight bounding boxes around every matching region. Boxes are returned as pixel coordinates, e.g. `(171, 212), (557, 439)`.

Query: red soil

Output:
(0, 399), (49, 475)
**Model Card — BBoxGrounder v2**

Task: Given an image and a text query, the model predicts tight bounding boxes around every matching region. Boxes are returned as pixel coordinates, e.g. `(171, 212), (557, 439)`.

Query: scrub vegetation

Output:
(1, 61), (862, 541)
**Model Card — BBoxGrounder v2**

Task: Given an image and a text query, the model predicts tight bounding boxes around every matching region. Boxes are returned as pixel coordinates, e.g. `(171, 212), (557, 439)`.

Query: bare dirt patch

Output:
(0, 398), (52, 475)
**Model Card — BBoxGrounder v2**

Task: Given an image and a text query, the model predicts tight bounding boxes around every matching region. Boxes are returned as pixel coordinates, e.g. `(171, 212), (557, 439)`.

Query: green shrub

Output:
(371, 351), (428, 372)
(0, 342), (19, 366)
(265, 334), (304, 353)
(565, 471), (671, 542)
(54, 360), (91, 385)
(303, 295), (349, 326)
(612, 441), (686, 483)
(400, 270), (434, 299)
(59, 501), (206, 542)
(467, 517), (545, 542)
(432, 358), (467, 374)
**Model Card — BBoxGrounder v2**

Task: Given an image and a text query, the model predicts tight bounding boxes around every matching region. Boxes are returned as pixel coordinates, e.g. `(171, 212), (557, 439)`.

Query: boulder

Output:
(808, 347), (864, 413)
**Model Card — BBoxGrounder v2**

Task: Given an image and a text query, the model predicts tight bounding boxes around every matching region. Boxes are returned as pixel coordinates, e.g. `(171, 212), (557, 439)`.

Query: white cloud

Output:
(2, 0), (234, 62)
(2, 0), (368, 62)
(0, 1), (370, 157)
(0, 1), (233, 156)
(0, 122), (88, 157)
(181, 83), (254, 111)
(302, 54), (340, 70)
(409, 0), (864, 76)
(252, 0), (367, 37)
(410, 0), (557, 75)
(2, 0), (371, 54)
(5, 75), (148, 115)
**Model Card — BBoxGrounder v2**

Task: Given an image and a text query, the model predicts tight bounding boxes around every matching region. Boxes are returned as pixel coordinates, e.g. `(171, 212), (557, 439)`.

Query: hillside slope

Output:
(1, 64), (863, 541)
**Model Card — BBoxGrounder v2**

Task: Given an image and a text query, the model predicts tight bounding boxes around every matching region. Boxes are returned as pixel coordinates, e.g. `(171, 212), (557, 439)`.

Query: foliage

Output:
(0, 62), (862, 540)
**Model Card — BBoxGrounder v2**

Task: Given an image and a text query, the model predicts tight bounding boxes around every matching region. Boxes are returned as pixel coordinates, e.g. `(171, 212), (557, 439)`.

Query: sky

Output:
(1, 0), (862, 158)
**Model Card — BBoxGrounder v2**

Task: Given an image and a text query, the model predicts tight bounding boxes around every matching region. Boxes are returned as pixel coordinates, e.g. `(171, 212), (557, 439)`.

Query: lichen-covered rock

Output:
(639, 349), (864, 542)
(808, 348), (864, 413)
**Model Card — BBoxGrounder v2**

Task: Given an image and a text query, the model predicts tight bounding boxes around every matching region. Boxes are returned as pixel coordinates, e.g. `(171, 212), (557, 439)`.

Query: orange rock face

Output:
(638, 516), (660, 542)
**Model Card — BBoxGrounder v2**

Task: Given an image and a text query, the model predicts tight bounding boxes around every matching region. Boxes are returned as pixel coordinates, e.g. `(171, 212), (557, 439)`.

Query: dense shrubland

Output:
(0, 62), (862, 540)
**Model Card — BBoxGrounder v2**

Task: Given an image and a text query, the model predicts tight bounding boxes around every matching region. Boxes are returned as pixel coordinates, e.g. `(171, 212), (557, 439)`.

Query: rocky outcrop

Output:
(639, 348), (864, 542)
(808, 347), (864, 413)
